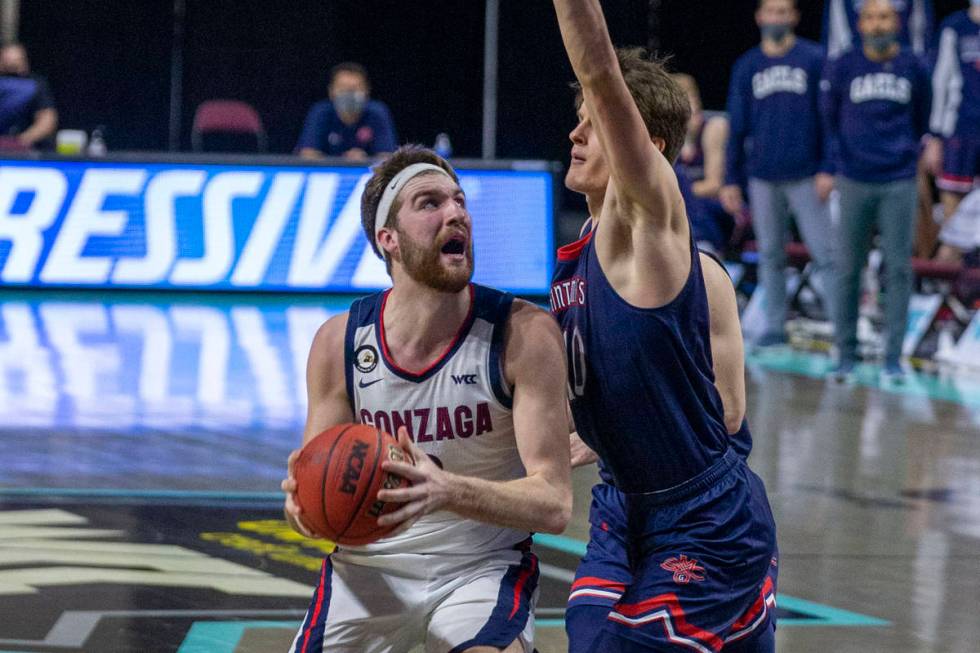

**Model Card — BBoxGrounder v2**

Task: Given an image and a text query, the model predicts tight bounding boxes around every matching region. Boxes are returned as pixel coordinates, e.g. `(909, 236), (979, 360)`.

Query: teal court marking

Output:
(775, 595), (889, 627)
(747, 348), (980, 409)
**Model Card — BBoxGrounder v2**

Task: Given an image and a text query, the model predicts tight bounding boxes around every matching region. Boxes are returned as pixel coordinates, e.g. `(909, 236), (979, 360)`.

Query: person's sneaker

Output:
(755, 332), (788, 348)
(828, 360), (856, 383)
(881, 361), (906, 384)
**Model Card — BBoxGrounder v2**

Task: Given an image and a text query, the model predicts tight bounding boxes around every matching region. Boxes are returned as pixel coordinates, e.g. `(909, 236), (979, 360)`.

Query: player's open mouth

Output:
(440, 237), (466, 256)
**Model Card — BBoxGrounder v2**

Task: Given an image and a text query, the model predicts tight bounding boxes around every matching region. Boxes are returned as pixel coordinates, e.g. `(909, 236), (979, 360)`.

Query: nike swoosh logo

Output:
(358, 378), (383, 388)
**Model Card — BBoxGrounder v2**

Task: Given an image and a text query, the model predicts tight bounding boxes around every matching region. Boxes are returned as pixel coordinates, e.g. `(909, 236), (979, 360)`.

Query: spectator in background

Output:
(926, 0), (980, 265)
(0, 42), (57, 150)
(937, 187), (980, 261)
(721, 0), (836, 347)
(672, 73), (735, 256)
(821, 0), (931, 382)
(823, 0), (933, 60)
(296, 62), (397, 161)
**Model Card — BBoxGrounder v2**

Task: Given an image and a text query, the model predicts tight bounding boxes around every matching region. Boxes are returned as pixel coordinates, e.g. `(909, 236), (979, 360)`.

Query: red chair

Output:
(191, 100), (267, 152)
(0, 136), (32, 152)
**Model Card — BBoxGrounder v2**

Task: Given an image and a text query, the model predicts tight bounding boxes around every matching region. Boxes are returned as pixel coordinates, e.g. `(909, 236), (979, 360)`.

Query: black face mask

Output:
(864, 32), (898, 53)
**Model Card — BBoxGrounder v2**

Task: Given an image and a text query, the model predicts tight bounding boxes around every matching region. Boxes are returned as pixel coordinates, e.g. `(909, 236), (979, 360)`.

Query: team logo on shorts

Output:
(354, 345), (379, 373)
(660, 555), (705, 585)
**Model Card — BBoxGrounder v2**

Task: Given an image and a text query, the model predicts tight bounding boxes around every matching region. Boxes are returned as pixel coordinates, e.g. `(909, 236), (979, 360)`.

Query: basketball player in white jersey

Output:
(281, 144), (572, 653)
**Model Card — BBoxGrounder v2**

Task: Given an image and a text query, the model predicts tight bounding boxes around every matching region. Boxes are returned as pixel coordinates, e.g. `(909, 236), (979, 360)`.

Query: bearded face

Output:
(395, 224), (474, 293)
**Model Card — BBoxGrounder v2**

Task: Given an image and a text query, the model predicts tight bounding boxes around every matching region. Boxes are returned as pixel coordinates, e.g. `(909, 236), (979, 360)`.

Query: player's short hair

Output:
(671, 73), (702, 106)
(361, 144), (459, 270)
(329, 61), (370, 88)
(574, 48), (691, 164)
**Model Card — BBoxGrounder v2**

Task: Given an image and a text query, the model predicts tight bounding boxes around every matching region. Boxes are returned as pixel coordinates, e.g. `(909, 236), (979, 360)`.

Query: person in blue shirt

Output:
(296, 62), (397, 161)
(721, 0), (837, 347)
(821, 0), (932, 382)
(925, 0), (980, 265)
(0, 42), (57, 150)
(673, 73), (736, 256)
(823, 0), (934, 60)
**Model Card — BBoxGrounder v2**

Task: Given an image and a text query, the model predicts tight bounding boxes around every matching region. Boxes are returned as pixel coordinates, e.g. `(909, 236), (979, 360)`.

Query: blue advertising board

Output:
(0, 158), (555, 294)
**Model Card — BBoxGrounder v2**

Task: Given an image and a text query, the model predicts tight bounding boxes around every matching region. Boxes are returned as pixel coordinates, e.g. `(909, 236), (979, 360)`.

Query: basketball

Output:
(293, 423), (414, 545)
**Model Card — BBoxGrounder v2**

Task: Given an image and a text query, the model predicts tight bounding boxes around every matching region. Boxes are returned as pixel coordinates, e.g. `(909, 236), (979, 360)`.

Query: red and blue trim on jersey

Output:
(343, 283), (515, 409)
(293, 557), (333, 653)
(448, 539), (539, 653)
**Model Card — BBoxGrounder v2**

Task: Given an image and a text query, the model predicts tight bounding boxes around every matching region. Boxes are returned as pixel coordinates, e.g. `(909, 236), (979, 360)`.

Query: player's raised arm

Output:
(553, 0), (683, 229)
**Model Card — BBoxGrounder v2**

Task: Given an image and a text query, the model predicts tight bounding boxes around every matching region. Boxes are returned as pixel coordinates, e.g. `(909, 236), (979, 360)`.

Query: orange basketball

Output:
(293, 423), (413, 545)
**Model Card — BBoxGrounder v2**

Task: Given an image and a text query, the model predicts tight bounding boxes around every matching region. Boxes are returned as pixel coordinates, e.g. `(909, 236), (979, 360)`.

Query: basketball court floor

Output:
(1, 289), (978, 652)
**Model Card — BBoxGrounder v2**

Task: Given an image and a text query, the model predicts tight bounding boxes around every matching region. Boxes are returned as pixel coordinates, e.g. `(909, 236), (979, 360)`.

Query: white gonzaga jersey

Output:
(343, 284), (528, 555)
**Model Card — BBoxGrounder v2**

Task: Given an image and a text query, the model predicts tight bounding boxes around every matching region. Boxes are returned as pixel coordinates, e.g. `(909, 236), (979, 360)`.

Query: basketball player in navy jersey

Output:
(281, 144), (571, 653)
(551, 1), (778, 651)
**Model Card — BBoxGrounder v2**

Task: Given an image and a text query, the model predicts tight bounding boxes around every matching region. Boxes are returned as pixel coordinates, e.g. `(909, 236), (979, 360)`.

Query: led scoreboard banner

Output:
(0, 155), (557, 294)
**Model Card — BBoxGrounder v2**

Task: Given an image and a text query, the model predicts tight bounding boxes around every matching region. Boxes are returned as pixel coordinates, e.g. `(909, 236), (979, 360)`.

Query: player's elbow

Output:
(724, 410), (745, 436)
(539, 487), (573, 535)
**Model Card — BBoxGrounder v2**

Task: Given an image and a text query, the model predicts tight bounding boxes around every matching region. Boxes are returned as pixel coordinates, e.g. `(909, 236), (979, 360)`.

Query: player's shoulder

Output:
(502, 300), (563, 373)
(503, 298), (561, 345)
(308, 311), (350, 370)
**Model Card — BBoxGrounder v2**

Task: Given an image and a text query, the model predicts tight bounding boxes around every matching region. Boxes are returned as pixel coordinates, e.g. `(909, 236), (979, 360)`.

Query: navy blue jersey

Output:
(725, 38), (832, 186)
(0, 74), (54, 136)
(296, 99), (397, 156)
(821, 48), (932, 182)
(930, 10), (980, 137)
(551, 227), (729, 493)
(823, 0), (934, 60)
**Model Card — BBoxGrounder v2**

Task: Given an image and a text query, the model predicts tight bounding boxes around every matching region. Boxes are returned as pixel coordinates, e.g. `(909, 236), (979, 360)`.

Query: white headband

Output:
(374, 163), (453, 242)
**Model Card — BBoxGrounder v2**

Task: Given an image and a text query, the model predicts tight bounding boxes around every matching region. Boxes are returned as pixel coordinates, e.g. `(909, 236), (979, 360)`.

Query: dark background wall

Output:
(17, 0), (970, 161)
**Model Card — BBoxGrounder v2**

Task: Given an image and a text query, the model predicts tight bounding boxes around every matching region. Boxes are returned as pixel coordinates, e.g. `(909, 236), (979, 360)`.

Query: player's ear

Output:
(377, 228), (398, 259)
(651, 137), (667, 155)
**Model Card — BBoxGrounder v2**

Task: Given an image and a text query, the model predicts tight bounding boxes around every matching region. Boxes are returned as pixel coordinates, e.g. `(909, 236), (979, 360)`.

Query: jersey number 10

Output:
(564, 326), (587, 399)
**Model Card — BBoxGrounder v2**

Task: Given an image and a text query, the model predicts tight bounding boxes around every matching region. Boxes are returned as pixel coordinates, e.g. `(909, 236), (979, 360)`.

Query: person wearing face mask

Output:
(823, 0), (934, 61)
(721, 0), (836, 348)
(0, 42), (58, 151)
(296, 61), (397, 161)
(925, 0), (980, 265)
(821, 0), (932, 382)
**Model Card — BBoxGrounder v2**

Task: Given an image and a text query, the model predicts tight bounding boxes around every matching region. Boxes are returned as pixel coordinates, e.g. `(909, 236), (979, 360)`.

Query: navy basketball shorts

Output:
(939, 133), (980, 194)
(567, 449), (778, 653)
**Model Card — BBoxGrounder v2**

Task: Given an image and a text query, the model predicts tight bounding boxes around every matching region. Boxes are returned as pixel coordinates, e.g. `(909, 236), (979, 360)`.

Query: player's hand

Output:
(281, 448), (320, 539)
(376, 427), (454, 530)
(719, 185), (744, 215)
(814, 173), (835, 203)
(923, 137), (943, 178)
(570, 431), (599, 468)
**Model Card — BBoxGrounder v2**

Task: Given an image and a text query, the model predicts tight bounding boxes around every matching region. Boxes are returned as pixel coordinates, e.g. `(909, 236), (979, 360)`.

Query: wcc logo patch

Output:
(660, 555), (705, 585)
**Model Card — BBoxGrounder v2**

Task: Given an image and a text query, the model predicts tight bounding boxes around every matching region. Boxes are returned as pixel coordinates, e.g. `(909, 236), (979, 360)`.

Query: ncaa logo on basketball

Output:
(355, 345), (379, 373)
